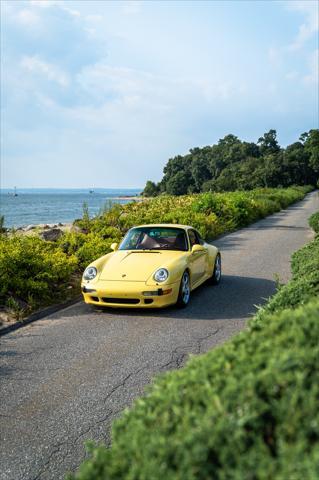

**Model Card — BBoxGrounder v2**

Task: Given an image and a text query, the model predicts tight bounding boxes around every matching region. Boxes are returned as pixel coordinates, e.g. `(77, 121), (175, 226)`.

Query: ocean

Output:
(0, 188), (142, 228)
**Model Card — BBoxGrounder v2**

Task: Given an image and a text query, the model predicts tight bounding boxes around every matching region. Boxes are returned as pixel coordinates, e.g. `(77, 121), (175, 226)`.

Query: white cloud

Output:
(16, 8), (40, 26)
(76, 62), (239, 111)
(21, 55), (70, 87)
(286, 0), (319, 50)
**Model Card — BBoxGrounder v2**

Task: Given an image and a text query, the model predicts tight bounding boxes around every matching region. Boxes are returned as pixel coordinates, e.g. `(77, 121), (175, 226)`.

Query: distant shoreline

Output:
(6, 197), (144, 230)
(113, 196), (143, 200)
(1, 190), (144, 229)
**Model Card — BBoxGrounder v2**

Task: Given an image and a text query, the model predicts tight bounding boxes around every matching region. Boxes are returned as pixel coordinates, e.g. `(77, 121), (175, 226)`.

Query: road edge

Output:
(0, 295), (82, 337)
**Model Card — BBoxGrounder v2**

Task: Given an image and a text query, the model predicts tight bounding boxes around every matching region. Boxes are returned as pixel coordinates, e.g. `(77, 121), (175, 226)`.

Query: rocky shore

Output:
(6, 222), (74, 241)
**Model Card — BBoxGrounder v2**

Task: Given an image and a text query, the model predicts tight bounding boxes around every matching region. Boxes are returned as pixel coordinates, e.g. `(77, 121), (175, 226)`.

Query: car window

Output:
(195, 230), (204, 245)
(188, 230), (200, 247)
(119, 227), (188, 251)
(188, 229), (204, 247)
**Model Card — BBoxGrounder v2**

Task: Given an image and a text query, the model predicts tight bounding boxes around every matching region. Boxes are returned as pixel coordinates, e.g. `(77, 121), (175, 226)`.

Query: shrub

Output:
(257, 235), (319, 317)
(309, 211), (319, 233)
(0, 235), (77, 307)
(69, 300), (319, 480)
(0, 215), (6, 234)
(58, 231), (122, 270)
(87, 186), (311, 242)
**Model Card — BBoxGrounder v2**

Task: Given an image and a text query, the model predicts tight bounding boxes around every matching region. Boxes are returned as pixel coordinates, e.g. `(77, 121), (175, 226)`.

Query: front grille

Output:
(101, 297), (140, 305)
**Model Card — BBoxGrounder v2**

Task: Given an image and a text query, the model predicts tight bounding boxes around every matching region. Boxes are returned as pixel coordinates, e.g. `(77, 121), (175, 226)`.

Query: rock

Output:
(58, 222), (64, 227)
(0, 311), (12, 325)
(70, 225), (86, 234)
(43, 224), (50, 229)
(25, 225), (36, 231)
(40, 228), (63, 241)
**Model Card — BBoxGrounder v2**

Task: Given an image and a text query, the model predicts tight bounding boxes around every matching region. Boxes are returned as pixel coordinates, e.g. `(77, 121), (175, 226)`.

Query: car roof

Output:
(129, 224), (194, 231)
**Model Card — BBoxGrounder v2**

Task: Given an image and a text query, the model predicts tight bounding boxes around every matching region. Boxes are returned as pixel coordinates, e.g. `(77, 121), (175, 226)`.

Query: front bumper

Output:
(81, 280), (180, 308)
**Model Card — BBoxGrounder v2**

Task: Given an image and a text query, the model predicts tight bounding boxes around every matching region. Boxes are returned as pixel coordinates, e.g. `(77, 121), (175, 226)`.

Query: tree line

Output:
(142, 129), (319, 196)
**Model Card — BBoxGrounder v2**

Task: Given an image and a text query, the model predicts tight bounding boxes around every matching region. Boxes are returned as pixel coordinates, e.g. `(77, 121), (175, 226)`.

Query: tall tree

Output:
(257, 129), (280, 155)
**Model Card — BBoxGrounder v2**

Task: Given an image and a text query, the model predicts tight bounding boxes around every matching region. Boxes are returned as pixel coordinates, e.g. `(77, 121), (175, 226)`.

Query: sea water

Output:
(0, 188), (142, 228)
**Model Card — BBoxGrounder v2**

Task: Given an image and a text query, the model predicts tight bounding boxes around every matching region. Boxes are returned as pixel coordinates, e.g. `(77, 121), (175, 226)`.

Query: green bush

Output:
(309, 211), (319, 233)
(0, 235), (77, 307)
(257, 235), (319, 317)
(82, 186), (311, 242)
(69, 299), (319, 480)
(58, 230), (122, 269)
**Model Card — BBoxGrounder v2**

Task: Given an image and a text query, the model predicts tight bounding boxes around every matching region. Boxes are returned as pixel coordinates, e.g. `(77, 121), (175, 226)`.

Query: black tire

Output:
(209, 253), (221, 285)
(176, 271), (191, 308)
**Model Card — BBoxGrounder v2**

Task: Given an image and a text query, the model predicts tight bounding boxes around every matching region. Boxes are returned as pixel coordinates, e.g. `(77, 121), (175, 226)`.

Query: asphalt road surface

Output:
(1, 191), (318, 480)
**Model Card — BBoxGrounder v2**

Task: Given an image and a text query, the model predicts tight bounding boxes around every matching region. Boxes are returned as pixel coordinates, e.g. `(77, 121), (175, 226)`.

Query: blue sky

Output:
(1, 0), (318, 188)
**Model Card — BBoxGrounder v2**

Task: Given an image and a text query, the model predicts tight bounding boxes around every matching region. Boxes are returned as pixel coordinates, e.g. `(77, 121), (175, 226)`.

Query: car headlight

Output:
(154, 268), (169, 282)
(83, 266), (97, 280)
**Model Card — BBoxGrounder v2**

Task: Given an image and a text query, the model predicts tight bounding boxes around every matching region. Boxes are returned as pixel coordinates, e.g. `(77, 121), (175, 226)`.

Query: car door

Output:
(188, 229), (207, 286)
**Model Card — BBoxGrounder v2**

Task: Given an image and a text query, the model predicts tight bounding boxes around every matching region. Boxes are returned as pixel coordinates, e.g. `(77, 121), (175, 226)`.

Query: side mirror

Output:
(191, 244), (205, 253)
(110, 242), (118, 251)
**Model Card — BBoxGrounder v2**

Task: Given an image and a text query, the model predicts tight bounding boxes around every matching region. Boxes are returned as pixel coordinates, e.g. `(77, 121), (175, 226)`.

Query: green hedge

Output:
(309, 211), (319, 233)
(255, 222), (319, 319)
(80, 186), (312, 241)
(69, 300), (319, 480)
(57, 230), (122, 270)
(0, 236), (77, 309)
(68, 209), (319, 480)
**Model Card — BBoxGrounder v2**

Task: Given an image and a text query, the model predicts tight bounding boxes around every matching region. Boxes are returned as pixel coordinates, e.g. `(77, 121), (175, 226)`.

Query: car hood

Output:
(98, 250), (183, 282)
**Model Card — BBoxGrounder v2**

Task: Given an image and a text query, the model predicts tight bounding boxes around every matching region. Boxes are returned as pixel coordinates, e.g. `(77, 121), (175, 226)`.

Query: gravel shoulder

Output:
(0, 191), (318, 480)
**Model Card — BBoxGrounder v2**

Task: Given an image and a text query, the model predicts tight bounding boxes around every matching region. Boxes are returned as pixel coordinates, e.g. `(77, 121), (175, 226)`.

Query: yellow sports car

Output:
(81, 224), (221, 308)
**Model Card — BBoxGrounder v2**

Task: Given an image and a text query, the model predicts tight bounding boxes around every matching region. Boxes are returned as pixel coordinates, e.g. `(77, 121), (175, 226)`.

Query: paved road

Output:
(1, 191), (318, 480)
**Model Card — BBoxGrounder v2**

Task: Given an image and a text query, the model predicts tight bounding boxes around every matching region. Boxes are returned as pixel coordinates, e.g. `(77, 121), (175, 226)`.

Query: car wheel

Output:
(209, 253), (221, 285)
(176, 271), (191, 308)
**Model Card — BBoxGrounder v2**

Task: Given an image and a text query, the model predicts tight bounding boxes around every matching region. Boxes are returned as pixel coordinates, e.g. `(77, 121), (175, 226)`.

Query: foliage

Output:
(6, 297), (30, 321)
(0, 215), (6, 235)
(82, 186), (311, 241)
(309, 211), (319, 233)
(0, 235), (77, 308)
(255, 236), (319, 319)
(73, 301), (319, 480)
(142, 180), (160, 197)
(58, 230), (122, 270)
(143, 129), (319, 195)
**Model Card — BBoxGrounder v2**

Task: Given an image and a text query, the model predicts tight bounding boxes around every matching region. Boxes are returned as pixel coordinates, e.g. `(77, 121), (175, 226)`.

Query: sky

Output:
(1, 0), (318, 189)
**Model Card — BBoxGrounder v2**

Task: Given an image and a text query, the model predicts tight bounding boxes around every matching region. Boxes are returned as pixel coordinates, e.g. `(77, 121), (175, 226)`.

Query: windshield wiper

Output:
(121, 250), (161, 261)
(135, 249), (161, 253)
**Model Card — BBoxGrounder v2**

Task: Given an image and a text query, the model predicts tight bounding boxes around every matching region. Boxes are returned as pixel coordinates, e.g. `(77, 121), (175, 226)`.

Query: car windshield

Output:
(119, 227), (188, 251)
